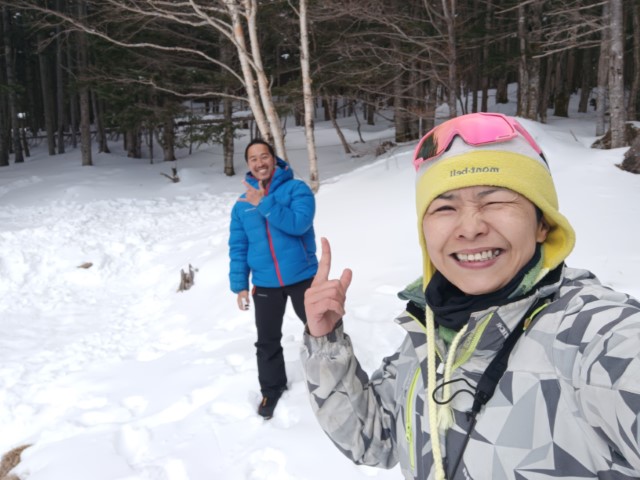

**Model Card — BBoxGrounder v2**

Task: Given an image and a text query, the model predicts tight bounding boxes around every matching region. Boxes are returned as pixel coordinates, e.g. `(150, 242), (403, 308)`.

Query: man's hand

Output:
(237, 290), (250, 311)
(240, 181), (265, 206)
(304, 237), (352, 337)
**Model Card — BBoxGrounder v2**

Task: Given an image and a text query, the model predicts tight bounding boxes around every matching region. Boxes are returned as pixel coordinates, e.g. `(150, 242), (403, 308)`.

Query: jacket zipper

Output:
(265, 221), (284, 286)
(260, 180), (284, 287)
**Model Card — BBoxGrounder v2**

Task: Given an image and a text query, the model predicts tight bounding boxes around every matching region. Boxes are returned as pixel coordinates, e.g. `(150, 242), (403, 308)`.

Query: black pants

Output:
(252, 278), (312, 397)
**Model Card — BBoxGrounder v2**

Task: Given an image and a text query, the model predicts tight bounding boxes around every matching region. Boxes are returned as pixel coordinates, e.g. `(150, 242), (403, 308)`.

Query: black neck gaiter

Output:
(425, 245), (544, 331)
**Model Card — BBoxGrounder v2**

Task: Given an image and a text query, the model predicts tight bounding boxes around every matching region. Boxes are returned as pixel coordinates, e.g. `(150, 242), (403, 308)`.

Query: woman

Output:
(301, 113), (640, 479)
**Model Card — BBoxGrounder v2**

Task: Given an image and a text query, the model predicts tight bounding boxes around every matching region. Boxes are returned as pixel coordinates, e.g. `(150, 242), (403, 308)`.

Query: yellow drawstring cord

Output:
(426, 307), (446, 480)
(426, 293), (548, 478)
(426, 307), (469, 479)
(438, 324), (468, 432)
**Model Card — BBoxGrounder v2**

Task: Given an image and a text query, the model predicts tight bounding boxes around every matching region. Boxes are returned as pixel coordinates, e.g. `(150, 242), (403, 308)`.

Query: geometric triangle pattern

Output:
(301, 267), (640, 479)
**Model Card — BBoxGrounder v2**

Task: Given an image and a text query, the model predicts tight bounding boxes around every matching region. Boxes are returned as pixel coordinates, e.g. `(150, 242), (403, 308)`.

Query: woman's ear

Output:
(536, 217), (550, 243)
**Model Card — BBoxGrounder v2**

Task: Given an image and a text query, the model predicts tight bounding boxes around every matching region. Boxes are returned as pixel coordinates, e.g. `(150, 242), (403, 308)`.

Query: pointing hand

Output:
(304, 237), (352, 337)
(240, 181), (265, 206)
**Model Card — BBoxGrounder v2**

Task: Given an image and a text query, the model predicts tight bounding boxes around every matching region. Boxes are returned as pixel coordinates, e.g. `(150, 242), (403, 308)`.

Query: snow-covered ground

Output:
(0, 94), (638, 479)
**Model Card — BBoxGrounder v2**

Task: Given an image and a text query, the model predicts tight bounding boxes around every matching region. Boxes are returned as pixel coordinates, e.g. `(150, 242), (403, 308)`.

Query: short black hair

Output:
(244, 138), (275, 162)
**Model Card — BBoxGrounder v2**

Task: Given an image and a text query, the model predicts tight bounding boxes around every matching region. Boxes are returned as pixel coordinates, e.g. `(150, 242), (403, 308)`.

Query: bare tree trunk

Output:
(0, 94), (8, 166)
(442, 0), (457, 118)
(425, 80), (437, 132)
(66, 44), (78, 149)
(366, 95), (375, 125)
(539, 56), (553, 124)
(220, 37), (235, 177)
(76, 0), (92, 166)
(608, 0), (625, 147)
(528, 2), (542, 120)
(55, 3), (66, 155)
(3, 6), (24, 163)
(553, 50), (572, 118)
(321, 97), (330, 121)
(223, 0), (287, 161)
(393, 71), (408, 142)
(596, 2), (610, 137)
(21, 126), (30, 157)
(0, 30), (8, 167)
(224, 1), (272, 143)
(296, 0), (319, 192)
(242, 0), (287, 159)
(517, 4), (528, 117)
(91, 91), (109, 153)
(147, 126), (153, 163)
(517, 2), (542, 120)
(126, 128), (141, 158)
(223, 95), (234, 176)
(352, 100), (365, 143)
(78, 85), (92, 165)
(628, 1), (640, 121)
(578, 49), (593, 114)
(37, 32), (56, 155)
(480, 0), (492, 113)
(161, 116), (176, 161)
(324, 93), (350, 154)
(408, 60), (421, 136)
(415, 71), (430, 137)
(495, 39), (509, 104)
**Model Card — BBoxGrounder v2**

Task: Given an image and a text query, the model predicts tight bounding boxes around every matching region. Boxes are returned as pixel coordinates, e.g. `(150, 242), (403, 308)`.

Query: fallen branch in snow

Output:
(178, 264), (198, 292)
(0, 444), (30, 480)
(569, 130), (579, 142)
(160, 166), (180, 183)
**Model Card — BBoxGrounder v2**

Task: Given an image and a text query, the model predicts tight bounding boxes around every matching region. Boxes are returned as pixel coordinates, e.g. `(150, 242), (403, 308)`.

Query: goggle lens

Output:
(412, 113), (543, 171)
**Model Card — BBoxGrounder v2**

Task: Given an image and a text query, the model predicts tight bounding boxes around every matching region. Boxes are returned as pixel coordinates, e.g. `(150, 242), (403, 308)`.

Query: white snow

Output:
(1, 92), (638, 480)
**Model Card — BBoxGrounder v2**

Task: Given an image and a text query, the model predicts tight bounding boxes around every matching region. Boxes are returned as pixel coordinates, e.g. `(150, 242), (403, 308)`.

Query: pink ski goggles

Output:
(412, 112), (545, 171)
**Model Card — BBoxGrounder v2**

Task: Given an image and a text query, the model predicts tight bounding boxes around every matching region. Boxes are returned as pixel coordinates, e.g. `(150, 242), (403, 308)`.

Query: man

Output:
(229, 139), (318, 419)
(302, 113), (640, 478)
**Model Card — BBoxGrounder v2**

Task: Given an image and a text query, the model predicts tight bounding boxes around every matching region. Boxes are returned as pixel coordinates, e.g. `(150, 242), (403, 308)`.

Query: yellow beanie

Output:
(415, 117), (575, 289)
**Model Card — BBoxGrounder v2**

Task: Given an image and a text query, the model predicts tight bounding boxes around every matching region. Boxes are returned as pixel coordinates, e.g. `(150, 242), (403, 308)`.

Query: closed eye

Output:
(485, 200), (518, 209)
(430, 205), (455, 213)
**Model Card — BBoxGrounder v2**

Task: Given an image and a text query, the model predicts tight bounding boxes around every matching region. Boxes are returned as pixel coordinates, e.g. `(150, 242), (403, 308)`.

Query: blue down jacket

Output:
(228, 158), (317, 292)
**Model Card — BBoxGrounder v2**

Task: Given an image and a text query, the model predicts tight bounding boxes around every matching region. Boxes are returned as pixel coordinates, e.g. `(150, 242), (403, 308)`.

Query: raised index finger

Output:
(312, 237), (332, 285)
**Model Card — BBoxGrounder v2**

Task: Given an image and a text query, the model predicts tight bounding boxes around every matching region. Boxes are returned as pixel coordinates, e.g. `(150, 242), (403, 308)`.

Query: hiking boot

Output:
(257, 394), (280, 419)
(258, 386), (287, 420)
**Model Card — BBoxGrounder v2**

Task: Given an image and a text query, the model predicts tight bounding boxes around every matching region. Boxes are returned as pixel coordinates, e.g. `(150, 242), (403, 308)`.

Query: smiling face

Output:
(422, 186), (549, 295)
(246, 143), (276, 183)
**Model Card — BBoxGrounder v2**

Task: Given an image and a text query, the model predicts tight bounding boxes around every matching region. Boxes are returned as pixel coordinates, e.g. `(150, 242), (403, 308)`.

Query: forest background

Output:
(0, 0), (638, 191)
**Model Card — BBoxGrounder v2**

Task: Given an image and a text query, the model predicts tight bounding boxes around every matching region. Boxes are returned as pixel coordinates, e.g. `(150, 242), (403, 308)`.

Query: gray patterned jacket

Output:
(301, 266), (640, 479)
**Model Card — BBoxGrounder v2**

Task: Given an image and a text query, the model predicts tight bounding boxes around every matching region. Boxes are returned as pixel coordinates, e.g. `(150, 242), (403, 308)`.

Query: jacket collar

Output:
(395, 264), (565, 363)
